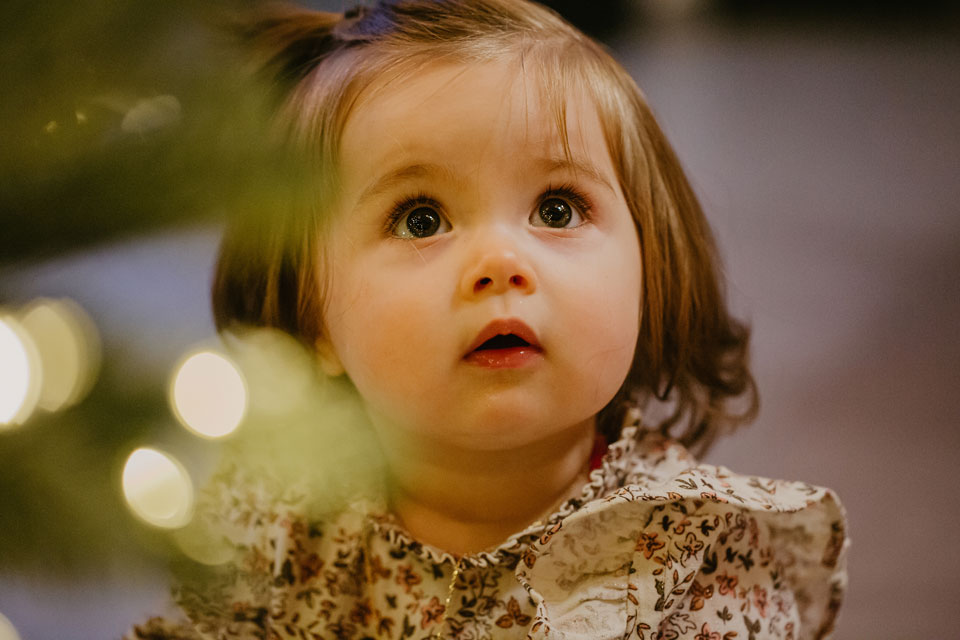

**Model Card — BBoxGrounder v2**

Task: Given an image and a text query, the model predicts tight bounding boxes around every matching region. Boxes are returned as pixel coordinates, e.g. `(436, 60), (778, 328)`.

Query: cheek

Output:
(569, 288), (639, 389)
(552, 240), (642, 404)
(324, 256), (450, 414)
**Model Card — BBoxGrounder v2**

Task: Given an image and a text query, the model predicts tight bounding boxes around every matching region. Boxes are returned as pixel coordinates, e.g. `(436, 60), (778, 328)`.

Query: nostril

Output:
(470, 273), (533, 295)
(474, 277), (492, 293)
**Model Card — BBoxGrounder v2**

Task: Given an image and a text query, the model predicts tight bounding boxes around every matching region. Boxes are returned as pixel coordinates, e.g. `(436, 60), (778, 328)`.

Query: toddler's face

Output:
(319, 59), (642, 451)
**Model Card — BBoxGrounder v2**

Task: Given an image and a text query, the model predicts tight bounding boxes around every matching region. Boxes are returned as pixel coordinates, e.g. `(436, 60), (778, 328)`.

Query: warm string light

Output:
(122, 330), (324, 539)
(122, 344), (249, 534)
(0, 315), (40, 427)
(0, 299), (100, 429)
(169, 350), (247, 439)
(0, 611), (22, 640)
(121, 447), (194, 529)
(19, 298), (101, 412)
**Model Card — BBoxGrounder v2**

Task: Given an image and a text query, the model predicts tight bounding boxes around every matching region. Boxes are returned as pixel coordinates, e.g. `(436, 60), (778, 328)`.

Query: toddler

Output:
(127, 1), (847, 639)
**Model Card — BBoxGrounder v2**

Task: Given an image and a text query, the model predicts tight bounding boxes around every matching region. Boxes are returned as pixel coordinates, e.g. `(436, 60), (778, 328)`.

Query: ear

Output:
(315, 335), (345, 377)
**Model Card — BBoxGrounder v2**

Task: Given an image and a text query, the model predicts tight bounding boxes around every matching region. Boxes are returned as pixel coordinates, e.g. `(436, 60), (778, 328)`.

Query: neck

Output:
(377, 418), (595, 556)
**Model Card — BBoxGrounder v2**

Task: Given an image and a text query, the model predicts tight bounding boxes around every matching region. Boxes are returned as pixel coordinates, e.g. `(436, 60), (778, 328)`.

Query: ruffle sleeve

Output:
(122, 615), (206, 640)
(515, 440), (848, 640)
(122, 461), (311, 640)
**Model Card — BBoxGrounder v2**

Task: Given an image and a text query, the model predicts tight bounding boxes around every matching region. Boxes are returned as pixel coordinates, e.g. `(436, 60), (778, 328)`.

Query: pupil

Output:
(539, 198), (571, 227)
(407, 208), (440, 237)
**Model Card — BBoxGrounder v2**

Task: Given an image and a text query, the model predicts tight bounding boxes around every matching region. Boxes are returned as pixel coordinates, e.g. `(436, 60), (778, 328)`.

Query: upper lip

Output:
(465, 318), (542, 356)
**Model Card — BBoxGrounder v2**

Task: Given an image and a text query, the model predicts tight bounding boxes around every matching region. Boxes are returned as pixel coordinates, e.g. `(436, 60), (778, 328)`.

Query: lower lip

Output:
(464, 346), (543, 369)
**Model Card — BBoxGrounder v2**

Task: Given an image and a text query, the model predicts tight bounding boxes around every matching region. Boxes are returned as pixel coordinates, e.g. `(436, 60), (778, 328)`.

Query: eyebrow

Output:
(536, 156), (617, 195)
(353, 155), (616, 210)
(354, 163), (459, 210)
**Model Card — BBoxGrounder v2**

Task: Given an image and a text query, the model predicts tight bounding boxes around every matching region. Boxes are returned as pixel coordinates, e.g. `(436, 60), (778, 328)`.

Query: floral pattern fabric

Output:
(124, 410), (847, 640)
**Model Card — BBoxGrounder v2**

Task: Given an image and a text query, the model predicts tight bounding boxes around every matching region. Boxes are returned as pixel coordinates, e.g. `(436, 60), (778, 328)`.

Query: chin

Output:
(439, 404), (588, 452)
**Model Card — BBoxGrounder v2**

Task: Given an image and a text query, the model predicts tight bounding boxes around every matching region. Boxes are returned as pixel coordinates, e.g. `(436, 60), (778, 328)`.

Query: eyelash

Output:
(382, 192), (441, 236)
(542, 182), (594, 222)
(382, 183), (595, 236)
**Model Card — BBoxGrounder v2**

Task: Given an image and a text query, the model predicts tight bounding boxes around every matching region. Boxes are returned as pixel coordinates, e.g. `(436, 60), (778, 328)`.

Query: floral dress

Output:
(125, 409), (847, 640)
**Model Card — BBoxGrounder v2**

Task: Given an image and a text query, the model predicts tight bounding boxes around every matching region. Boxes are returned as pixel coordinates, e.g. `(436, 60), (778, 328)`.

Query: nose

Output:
(458, 238), (538, 299)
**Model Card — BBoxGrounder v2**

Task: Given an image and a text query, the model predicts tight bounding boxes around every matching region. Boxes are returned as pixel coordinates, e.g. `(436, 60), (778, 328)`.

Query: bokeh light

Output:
(226, 328), (314, 416)
(121, 94), (182, 135)
(0, 612), (22, 640)
(0, 315), (42, 428)
(169, 350), (247, 439)
(172, 519), (235, 567)
(18, 298), (101, 412)
(121, 447), (193, 529)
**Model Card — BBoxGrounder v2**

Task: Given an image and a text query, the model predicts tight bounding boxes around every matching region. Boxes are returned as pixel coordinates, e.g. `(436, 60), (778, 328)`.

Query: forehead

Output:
(336, 58), (614, 194)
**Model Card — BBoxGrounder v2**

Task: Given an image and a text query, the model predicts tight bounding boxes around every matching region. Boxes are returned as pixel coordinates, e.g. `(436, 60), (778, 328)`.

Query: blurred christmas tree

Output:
(0, 0), (281, 574)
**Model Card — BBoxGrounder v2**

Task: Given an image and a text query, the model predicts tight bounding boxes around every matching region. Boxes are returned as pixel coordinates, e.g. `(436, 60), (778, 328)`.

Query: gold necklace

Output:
(360, 516), (463, 640)
(433, 560), (461, 640)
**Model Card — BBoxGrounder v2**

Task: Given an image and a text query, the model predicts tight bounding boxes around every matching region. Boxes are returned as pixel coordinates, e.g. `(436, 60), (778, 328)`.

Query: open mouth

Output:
(474, 333), (532, 351)
(464, 319), (542, 368)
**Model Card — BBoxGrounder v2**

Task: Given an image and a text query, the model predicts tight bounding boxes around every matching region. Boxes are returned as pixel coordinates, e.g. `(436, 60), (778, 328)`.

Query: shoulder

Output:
(122, 616), (205, 640)
(166, 462), (362, 637)
(608, 430), (845, 535)
(631, 434), (848, 639)
(518, 432), (848, 640)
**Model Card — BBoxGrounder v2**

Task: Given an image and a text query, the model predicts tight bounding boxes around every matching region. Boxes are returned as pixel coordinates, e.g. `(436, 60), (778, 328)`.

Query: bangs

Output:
(520, 39), (648, 205)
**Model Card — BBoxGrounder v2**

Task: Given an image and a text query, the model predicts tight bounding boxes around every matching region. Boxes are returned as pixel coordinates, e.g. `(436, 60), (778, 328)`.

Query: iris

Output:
(406, 207), (441, 237)
(538, 198), (572, 227)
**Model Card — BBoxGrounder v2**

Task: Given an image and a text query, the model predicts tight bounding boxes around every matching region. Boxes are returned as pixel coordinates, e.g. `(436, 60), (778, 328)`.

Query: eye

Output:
(530, 186), (592, 229)
(387, 196), (451, 239)
(536, 198), (575, 228)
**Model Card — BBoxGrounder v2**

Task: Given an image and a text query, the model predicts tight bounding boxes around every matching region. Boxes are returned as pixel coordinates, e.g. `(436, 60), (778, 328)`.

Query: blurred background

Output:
(2, 1), (959, 638)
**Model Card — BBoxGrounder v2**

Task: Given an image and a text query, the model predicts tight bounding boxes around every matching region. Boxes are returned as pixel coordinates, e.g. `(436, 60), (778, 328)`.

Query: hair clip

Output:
(343, 6), (368, 21)
(334, 3), (400, 41)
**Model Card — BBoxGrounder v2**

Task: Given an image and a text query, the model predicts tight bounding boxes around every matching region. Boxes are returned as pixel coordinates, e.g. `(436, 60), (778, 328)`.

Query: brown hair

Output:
(212, 0), (757, 455)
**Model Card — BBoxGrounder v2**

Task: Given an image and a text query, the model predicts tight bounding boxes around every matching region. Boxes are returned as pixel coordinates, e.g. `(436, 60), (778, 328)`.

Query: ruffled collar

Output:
(362, 407), (675, 569)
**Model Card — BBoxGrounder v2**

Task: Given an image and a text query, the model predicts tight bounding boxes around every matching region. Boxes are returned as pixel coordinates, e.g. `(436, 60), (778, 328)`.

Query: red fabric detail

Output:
(589, 433), (608, 471)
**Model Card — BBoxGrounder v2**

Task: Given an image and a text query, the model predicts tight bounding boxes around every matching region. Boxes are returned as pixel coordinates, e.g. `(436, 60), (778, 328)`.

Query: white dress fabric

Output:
(125, 410), (847, 640)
